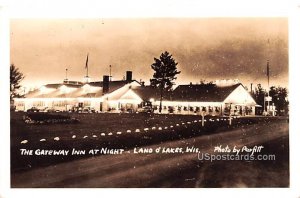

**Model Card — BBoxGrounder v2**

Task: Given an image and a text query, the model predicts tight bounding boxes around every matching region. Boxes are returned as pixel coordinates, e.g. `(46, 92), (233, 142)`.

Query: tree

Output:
(251, 84), (266, 115)
(150, 51), (181, 113)
(269, 86), (289, 115)
(10, 64), (25, 101)
(252, 84), (289, 116)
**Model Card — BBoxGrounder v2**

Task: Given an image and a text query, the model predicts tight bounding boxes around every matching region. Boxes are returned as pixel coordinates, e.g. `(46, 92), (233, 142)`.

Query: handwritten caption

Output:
(214, 145), (264, 155)
(20, 146), (200, 156)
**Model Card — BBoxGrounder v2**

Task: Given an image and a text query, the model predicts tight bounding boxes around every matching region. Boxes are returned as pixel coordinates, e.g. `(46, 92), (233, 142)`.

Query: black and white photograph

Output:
(9, 17), (290, 188)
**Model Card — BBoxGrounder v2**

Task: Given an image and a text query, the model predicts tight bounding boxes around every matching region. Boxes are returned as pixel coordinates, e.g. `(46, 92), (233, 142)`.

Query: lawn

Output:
(10, 112), (285, 172)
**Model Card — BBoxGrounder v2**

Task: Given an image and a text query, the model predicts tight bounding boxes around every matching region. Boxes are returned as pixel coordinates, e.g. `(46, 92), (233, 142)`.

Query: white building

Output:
(14, 72), (257, 116)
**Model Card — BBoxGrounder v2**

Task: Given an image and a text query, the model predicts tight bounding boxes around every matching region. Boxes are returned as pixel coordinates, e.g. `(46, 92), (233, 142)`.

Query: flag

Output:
(85, 53), (89, 69)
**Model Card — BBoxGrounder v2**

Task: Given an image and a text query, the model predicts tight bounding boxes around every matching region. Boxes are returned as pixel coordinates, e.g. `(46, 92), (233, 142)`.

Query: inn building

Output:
(14, 71), (258, 116)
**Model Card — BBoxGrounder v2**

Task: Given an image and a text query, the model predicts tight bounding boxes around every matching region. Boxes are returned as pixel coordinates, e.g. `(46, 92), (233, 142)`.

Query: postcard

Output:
(9, 17), (289, 188)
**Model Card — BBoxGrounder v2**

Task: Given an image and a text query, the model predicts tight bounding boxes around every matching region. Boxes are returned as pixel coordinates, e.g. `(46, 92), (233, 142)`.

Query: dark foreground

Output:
(11, 116), (289, 188)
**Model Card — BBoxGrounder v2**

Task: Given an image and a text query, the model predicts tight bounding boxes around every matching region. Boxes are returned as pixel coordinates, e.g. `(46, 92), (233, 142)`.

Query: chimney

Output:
(103, 75), (109, 94)
(126, 71), (132, 82)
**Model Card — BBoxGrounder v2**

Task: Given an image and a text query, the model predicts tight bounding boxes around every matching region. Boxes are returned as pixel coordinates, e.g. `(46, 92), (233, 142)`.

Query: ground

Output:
(10, 112), (289, 187)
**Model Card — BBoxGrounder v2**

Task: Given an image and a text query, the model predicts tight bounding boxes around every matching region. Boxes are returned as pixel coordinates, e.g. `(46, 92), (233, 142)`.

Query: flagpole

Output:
(65, 68), (68, 80)
(86, 64), (88, 77)
(266, 39), (270, 115)
(85, 53), (89, 77)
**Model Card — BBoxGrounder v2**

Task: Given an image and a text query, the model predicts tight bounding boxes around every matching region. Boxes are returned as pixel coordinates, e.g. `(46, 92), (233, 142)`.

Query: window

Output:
(17, 102), (24, 106)
(33, 101), (45, 107)
(53, 101), (66, 107)
(84, 101), (91, 106)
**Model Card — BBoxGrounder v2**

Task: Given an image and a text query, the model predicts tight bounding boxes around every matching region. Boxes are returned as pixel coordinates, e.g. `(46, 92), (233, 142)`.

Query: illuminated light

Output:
(119, 89), (143, 104)
(187, 122), (191, 124)
(217, 119), (219, 121)
(164, 127), (168, 129)
(83, 135), (88, 139)
(135, 129), (140, 133)
(21, 140), (28, 144)
(170, 125), (173, 128)
(101, 133), (105, 136)
(39, 86), (55, 94)
(194, 120), (198, 123)
(92, 135), (97, 138)
(152, 101), (223, 108)
(199, 120), (201, 122)
(127, 130), (131, 133)
(144, 128), (149, 131)
(152, 127), (156, 130)
(72, 135), (76, 139)
(182, 123), (185, 125)
(158, 127), (162, 130)
(40, 139), (46, 142)
(204, 120), (207, 122)
(149, 98), (155, 102)
(116, 131), (122, 135)
(224, 85), (256, 105)
(54, 137), (60, 141)
(59, 85), (77, 94)
(108, 132), (113, 136)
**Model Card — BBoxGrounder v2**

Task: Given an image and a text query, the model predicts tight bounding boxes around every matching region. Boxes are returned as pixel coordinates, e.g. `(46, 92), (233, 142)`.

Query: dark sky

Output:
(10, 18), (288, 90)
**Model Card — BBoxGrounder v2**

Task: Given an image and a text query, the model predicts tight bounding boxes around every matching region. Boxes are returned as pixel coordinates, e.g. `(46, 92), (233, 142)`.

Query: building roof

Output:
(171, 83), (241, 102)
(130, 84), (242, 102)
(131, 86), (172, 101)
(89, 80), (129, 93)
(25, 80), (137, 98)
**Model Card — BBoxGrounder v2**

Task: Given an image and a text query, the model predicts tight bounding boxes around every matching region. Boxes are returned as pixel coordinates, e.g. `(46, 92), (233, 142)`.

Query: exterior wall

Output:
(152, 101), (223, 116)
(223, 103), (255, 116)
(223, 85), (256, 116)
(14, 98), (103, 112)
(14, 100), (25, 111)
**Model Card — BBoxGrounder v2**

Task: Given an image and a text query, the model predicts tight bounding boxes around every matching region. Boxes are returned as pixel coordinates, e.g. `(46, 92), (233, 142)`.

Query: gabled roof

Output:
(89, 80), (141, 93)
(45, 83), (82, 89)
(171, 83), (241, 102)
(131, 86), (172, 101)
(25, 80), (138, 98)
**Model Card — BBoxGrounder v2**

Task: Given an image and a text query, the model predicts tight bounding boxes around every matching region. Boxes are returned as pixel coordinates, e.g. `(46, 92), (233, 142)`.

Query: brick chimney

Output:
(126, 71), (132, 82)
(103, 75), (109, 94)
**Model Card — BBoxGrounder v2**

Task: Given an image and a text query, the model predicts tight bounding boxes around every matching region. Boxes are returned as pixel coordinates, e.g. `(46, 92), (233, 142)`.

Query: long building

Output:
(14, 71), (257, 116)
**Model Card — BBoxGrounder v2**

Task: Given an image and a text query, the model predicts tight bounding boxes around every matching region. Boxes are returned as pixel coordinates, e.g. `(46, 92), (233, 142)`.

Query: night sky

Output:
(10, 18), (288, 90)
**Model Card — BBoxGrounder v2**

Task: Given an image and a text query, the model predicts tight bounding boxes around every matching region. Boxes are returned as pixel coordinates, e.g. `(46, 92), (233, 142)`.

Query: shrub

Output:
(23, 113), (79, 124)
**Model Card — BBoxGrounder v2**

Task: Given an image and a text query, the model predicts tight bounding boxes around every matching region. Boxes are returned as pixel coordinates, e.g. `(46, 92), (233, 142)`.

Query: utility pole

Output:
(267, 59), (270, 114)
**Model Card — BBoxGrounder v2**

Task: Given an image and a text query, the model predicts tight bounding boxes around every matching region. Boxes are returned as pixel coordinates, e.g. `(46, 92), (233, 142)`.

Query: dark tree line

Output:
(251, 84), (289, 116)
